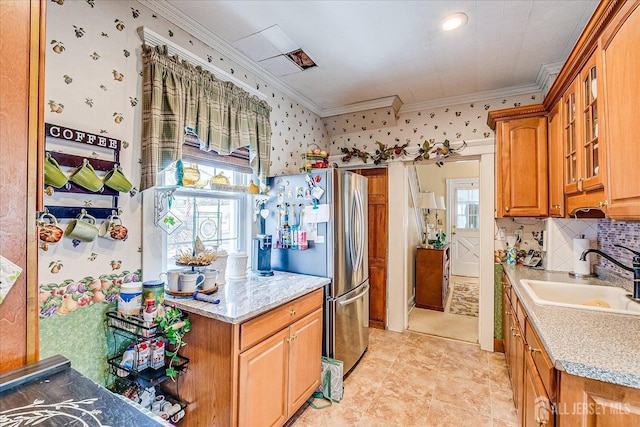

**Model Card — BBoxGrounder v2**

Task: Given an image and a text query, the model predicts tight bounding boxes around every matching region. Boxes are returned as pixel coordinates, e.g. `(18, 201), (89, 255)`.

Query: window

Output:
(163, 162), (251, 269)
(455, 187), (479, 230)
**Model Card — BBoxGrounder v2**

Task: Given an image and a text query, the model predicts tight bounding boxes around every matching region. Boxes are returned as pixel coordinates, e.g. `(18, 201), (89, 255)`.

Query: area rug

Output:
(448, 281), (479, 317)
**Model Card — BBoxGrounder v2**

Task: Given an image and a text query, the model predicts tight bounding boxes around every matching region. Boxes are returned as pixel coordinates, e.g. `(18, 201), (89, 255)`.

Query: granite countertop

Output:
(502, 264), (640, 389)
(165, 271), (330, 324)
(0, 355), (170, 426)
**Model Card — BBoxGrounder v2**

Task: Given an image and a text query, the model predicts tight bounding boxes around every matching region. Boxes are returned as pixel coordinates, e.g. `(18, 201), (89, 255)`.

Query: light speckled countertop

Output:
(502, 264), (640, 389)
(165, 271), (330, 324)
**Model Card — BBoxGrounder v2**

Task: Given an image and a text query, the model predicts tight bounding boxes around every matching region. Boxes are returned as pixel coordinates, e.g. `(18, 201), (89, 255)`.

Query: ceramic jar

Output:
(210, 249), (228, 285)
(227, 251), (248, 280)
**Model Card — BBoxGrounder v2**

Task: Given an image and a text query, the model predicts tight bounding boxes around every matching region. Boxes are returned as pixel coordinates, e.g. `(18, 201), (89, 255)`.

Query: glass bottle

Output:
(282, 215), (291, 248)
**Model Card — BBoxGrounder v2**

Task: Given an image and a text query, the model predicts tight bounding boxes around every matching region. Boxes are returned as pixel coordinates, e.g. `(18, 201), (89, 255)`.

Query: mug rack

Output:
(43, 123), (123, 220)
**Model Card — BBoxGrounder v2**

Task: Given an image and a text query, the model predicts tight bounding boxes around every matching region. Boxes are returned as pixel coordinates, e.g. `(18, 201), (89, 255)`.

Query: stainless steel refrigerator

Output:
(266, 169), (369, 375)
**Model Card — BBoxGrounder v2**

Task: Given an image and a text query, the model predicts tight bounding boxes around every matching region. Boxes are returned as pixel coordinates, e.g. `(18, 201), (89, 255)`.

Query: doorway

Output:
(408, 160), (480, 343)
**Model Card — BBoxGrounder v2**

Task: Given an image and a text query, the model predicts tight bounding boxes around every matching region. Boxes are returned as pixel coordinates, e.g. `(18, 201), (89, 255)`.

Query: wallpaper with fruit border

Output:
(40, 0), (328, 385)
(326, 92), (542, 158)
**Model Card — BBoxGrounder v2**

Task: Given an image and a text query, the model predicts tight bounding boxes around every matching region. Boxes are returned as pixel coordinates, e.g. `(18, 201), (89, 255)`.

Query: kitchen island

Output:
(163, 271), (329, 427)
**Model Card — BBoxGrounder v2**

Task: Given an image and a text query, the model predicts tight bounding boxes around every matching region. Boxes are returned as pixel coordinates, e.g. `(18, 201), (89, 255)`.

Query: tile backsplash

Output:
(544, 218), (598, 272)
(495, 217), (640, 279)
(597, 219), (640, 278)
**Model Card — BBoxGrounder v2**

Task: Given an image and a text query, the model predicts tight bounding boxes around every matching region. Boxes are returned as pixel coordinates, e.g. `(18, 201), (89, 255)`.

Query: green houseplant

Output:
(155, 305), (190, 381)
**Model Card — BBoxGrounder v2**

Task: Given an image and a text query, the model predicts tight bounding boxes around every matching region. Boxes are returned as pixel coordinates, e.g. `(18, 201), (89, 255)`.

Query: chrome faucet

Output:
(580, 244), (640, 301)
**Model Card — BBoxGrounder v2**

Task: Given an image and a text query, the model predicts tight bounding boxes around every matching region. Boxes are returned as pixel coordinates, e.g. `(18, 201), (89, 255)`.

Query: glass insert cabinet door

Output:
(581, 58), (600, 189)
(563, 77), (579, 194)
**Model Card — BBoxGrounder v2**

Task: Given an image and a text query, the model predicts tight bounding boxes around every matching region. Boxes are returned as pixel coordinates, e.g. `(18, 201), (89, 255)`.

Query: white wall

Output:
(417, 161), (480, 231)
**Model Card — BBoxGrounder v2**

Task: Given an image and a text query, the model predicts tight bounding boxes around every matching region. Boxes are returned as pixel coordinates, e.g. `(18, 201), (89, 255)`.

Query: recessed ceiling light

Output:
(441, 12), (468, 31)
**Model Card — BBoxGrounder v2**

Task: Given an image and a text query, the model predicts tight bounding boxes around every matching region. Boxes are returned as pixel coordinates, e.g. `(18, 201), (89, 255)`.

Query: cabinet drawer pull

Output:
(502, 284), (511, 289)
(512, 332), (521, 337)
(505, 311), (511, 316)
(290, 309), (296, 316)
(598, 200), (608, 208)
(505, 206), (510, 212)
(528, 345), (540, 353)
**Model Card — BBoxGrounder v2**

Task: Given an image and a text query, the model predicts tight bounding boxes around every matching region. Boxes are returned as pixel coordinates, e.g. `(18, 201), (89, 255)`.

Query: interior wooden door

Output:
(0, 0), (44, 372)
(354, 168), (388, 329)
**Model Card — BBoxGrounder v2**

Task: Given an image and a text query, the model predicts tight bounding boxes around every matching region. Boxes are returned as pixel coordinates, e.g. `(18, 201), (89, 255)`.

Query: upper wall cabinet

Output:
(489, 106), (548, 218)
(562, 53), (608, 216)
(600, 1), (640, 219)
(548, 102), (564, 217)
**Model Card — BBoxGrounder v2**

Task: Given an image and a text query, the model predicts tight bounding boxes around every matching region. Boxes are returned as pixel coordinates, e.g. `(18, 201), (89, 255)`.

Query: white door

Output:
(447, 178), (480, 277)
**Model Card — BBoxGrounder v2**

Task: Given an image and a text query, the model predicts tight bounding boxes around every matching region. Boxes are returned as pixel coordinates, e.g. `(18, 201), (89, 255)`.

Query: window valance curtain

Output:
(140, 44), (272, 191)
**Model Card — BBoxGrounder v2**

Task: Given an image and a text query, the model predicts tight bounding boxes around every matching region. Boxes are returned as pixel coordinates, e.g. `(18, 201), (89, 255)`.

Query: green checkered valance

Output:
(140, 45), (271, 191)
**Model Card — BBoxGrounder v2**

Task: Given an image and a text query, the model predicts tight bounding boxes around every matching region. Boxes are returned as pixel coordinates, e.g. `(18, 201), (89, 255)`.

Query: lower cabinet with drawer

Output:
(502, 273), (557, 427)
(163, 288), (324, 427)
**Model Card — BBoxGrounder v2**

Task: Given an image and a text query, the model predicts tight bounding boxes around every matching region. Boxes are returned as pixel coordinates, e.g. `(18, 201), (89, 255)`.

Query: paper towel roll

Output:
(573, 238), (592, 275)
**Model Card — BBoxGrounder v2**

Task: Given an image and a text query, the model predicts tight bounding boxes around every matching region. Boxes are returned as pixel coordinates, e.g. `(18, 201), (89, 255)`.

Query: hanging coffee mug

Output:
(65, 210), (99, 242)
(69, 159), (103, 192)
(99, 214), (128, 241)
(103, 164), (133, 193)
(44, 153), (68, 188)
(38, 211), (64, 244)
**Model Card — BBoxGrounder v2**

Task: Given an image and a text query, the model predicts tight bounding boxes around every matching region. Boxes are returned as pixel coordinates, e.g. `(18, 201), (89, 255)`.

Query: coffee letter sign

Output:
(45, 123), (121, 151)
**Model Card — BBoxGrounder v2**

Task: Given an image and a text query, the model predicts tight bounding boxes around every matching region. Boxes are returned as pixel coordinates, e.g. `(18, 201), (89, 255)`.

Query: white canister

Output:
(210, 249), (228, 285)
(118, 282), (143, 316)
(227, 251), (248, 280)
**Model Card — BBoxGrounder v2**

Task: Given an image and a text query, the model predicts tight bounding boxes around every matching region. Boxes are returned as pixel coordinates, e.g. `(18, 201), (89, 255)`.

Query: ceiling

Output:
(147, 0), (599, 116)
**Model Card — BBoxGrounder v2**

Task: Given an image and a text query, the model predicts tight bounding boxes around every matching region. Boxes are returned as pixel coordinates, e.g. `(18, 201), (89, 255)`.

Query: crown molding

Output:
(322, 95), (404, 118)
(400, 83), (542, 114)
(535, 61), (563, 92)
(139, 0), (324, 116)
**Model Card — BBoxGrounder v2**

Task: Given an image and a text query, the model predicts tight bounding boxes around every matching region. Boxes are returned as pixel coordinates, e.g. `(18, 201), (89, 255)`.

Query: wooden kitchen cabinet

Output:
(415, 246), (450, 311)
(548, 102), (565, 217)
(166, 288), (323, 427)
(238, 308), (322, 427)
(0, 0), (45, 372)
(600, 0), (640, 219)
(524, 351), (555, 427)
(558, 371), (640, 427)
(502, 273), (556, 427)
(563, 53), (608, 216)
(490, 108), (548, 217)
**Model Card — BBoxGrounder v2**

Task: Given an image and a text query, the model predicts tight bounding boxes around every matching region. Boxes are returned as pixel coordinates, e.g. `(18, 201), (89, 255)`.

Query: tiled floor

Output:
(291, 328), (517, 427)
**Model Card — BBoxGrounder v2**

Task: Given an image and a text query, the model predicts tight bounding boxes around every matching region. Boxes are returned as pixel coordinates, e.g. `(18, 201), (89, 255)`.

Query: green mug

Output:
(103, 165), (133, 193)
(65, 211), (98, 242)
(44, 154), (68, 188)
(69, 159), (103, 192)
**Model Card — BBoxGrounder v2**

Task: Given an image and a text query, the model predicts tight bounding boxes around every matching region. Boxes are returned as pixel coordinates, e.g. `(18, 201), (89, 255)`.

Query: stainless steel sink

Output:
(519, 279), (640, 316)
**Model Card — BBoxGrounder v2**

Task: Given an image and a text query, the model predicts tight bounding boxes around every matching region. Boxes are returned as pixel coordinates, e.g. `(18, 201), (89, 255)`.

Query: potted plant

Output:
(155, 305), (190, 381)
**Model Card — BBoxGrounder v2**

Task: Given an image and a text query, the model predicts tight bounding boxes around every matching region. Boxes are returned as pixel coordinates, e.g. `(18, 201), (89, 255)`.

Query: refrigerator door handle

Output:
(352, 189), (365, 273)
(349, 193), (357, 272)
(338, 283), (370, 306)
